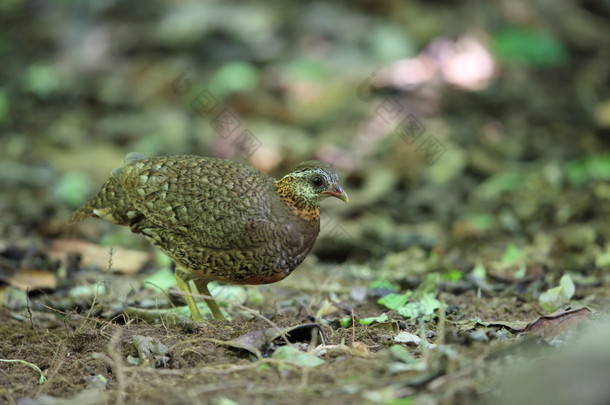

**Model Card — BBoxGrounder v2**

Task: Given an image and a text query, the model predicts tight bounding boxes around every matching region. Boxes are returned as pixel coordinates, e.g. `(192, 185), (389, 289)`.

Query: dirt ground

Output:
(2, 246), (610, 405)
(2, 1), (610, 404)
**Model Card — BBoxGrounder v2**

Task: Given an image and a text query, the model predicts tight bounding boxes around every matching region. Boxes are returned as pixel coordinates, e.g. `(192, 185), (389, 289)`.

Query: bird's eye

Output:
(312, 176), (324, 187)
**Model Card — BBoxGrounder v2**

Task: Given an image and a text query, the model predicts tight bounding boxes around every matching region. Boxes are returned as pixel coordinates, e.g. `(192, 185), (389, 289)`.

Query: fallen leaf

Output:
(378, 293), (410, 311)
(396, 293), (441, 320)
(394, 331), (422, 346)
(351, 341), (370, 357)
(475, 320), (530, 333)
(488, 263), (544, 282)
(358, 313), (389, 325)
(4, 268), (57, 291)
(501, 243), (521, 264)
(228, 323), (321, 355)
(389, 344), (418, 364)
(272, 346), (326, 367)
(525, 307), (592, 337)
(339, 316), (352, 328)
(50, 239), (151, 274)
(538, 274), (575, 312)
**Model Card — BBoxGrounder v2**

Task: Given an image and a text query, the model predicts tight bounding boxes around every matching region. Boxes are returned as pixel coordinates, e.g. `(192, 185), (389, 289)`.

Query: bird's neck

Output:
(274, 178), (320, 222)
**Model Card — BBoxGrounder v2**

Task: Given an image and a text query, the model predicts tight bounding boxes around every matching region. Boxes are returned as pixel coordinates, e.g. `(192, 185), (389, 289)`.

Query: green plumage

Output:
(70, 153), (347, 320)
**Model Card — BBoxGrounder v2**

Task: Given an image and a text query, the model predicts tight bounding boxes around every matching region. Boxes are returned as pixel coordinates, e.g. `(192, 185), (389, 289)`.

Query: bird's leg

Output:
(193, 278), (225, 321)
(174, 268), (206, 323)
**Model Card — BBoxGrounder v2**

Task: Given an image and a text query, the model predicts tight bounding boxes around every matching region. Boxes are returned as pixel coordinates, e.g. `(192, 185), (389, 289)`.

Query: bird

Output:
(68, 152), (348, 322)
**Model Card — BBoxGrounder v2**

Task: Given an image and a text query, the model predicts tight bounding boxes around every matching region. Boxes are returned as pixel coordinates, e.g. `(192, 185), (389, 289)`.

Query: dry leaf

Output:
(5, 268), (57, 291)
(351, 341), (371, 357)
(50, 239), (151, 274)
(525, 307), (592, 337)
(228, 323), (321, 355)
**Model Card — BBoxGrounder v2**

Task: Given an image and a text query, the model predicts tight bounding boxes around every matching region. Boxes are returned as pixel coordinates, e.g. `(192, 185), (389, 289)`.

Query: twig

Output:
(0, 359), (46, 384)
(142, 281), (174, 304)
(107, 247), (115, 273)
(25, 288), (35, 330)
(108, 329), (126, 405)
(76, 282), (104, 334)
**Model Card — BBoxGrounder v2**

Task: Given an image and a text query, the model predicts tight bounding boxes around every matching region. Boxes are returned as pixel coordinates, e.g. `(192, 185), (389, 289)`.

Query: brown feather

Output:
(69, 154), (345, 286)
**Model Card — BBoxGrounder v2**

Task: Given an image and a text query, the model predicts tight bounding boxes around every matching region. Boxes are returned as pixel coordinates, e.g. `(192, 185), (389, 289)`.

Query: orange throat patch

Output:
(275, 179), (321, 222)
(288, 204), (320, 222)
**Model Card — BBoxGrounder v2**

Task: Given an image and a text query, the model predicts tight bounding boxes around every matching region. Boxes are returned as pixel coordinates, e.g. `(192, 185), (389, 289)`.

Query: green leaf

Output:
(539, 274), (575, 312)
(126, 355), (142, 366)
(418, 273), (441, 295)
(340, 316), (353, 328)
(369, 279), (401, 292)
(396, 293), (441, 320)
(501, 243), (521, 264)
(476, 172), (525, 199)
(85, 374), (107, 390)
(565, 154), (610, 185)
(595, 246), (610, 267)
(513, 264), (527, 280)
(559, 274), (575, 299)
(209, 61), (259, 98)
(378, 293), (410, 310)
(389, 344), (417, 364)
(358, 313), (389, 325)
(442, 269), (462, 282)
(472, 261), (487, 280)
(24, 63), (61, 96)
(7, 286), (28, 310)
(493, 26), (568, 68)
(469, 213), (494, 231)
(272, 346), (326, 368)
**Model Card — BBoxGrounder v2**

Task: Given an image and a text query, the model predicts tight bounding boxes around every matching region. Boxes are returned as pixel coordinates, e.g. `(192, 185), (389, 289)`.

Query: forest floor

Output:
(2, 233), (610, 405)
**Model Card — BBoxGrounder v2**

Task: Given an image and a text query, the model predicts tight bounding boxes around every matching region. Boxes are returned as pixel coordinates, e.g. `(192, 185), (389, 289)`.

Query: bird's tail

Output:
(67, 176), (135, 226)
(67, 202), (95, 224)
(67, 152), (147, 226)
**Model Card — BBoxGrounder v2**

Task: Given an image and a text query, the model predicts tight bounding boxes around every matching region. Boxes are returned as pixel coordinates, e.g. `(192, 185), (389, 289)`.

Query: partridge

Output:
(69, 153), (348, 322)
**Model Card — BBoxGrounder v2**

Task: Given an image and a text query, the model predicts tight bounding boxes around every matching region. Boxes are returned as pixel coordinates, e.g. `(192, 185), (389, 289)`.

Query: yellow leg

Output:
(174, 270), (206, 323)
(193, 279), (225, 321)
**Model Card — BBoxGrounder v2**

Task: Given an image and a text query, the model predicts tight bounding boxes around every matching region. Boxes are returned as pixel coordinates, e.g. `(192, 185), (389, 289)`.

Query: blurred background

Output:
(1, 0), (609, 270)
(3, 2), (610, 404)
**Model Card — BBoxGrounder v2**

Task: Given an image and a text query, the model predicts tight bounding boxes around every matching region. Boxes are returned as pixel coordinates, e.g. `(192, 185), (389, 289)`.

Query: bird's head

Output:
(276, 160), (348, 209)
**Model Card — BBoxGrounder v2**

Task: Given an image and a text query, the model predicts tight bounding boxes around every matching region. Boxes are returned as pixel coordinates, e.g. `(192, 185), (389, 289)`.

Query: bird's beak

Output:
(323, 185), (349, 203)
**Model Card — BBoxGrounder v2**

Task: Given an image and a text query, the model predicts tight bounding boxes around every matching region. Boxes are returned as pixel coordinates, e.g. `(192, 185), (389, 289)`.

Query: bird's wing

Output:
(119, 155), (276, 249)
